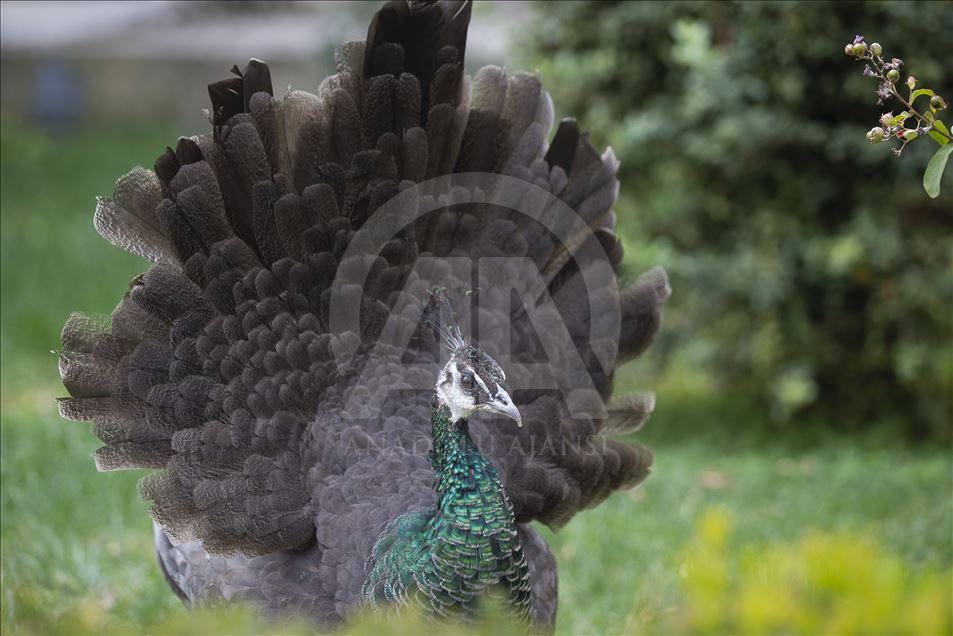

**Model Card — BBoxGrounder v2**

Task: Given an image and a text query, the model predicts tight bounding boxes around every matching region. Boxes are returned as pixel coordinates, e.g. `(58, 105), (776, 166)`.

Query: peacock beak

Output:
(485, 388), (522, 427)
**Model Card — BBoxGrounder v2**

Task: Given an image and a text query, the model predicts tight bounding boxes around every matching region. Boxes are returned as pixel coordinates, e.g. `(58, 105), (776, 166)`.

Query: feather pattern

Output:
(57, 1), (667, 630)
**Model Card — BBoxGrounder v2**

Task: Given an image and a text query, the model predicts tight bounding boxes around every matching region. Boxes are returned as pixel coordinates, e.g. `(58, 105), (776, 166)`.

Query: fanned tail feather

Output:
(58, 0), (668, 568)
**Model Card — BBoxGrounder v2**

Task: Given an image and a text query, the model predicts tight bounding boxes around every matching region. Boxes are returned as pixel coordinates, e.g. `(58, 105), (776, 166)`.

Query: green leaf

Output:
(930, 120), (952, 146)
(929, 131), (949, 146)
(910, 88), (935, 104)
(889, 111), (911, 126)
(923, 143), (953, 198)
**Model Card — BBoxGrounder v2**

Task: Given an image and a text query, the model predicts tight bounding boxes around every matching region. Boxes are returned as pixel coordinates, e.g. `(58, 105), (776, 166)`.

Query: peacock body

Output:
(57, 0), (670, 630)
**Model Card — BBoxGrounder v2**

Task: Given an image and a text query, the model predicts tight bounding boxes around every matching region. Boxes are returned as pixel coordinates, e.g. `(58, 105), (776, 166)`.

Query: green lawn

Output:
(2, 118), (951, 635)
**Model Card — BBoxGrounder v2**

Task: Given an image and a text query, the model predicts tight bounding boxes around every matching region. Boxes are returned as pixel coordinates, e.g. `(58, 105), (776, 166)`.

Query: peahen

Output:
(57, 0), (670, 630)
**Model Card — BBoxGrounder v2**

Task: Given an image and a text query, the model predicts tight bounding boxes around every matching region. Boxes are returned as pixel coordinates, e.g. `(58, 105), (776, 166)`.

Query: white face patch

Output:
(435, 362), (476, 422)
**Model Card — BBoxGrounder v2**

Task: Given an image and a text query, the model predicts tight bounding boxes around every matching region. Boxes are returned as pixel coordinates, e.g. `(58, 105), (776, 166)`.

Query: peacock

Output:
(56, 0), (670, 630)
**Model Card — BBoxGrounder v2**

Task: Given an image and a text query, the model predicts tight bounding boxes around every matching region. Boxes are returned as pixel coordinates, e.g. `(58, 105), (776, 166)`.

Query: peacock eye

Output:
(460, 373), (475, 390)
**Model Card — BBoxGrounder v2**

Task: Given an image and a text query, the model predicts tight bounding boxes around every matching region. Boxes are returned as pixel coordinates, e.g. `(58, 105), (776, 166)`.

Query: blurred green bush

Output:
(523, 1), (953, 437)
(628, 508), (952, 635)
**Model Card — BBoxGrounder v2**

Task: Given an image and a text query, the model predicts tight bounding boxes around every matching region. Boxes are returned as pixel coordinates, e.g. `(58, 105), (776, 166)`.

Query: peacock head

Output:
(425, 289), (521, 426)
(435, 345), (521, 427)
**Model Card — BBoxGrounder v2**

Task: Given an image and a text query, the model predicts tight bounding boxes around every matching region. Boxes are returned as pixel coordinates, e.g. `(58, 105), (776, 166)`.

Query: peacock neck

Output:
(429, 396), (513, 529)
(363, 395), (532, 623)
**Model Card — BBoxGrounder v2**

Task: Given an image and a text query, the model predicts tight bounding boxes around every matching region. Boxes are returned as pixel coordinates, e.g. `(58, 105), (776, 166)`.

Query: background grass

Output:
(1, 119), (951, 634)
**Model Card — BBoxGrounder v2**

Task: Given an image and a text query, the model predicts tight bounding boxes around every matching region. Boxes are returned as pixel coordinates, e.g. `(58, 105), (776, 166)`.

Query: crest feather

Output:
(424, 288), (468, 351)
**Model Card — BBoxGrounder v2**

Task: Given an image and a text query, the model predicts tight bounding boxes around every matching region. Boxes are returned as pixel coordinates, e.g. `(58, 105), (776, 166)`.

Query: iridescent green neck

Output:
(423, 395), (530, 622)
(429, 395), (510, 521)
(361, 395), (532, 623)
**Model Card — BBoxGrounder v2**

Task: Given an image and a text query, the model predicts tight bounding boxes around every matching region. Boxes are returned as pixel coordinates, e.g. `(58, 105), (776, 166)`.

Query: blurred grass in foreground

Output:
(1, 118), (951, 634)
(627, 509), (951, 634)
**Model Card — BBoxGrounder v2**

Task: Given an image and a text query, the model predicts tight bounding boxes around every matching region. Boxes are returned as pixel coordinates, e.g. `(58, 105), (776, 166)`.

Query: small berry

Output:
(930, 95), (947, 110)
(845, 44), (855, 56)
(870, 43), (882, 56)
(866, 127), (886, 143)
(880, 112), (894, 126)
(852, 43), (867, 57)
(887, 69), (900, 82)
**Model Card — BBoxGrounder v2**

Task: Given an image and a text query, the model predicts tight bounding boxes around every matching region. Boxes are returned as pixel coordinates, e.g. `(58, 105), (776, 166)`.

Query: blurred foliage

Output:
(523, 1), (953, 437)
(626, 508), (952, 635)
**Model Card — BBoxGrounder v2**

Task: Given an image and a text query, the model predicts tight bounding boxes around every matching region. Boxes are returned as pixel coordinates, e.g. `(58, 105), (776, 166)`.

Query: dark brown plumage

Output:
(57, 1), (669, 630)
